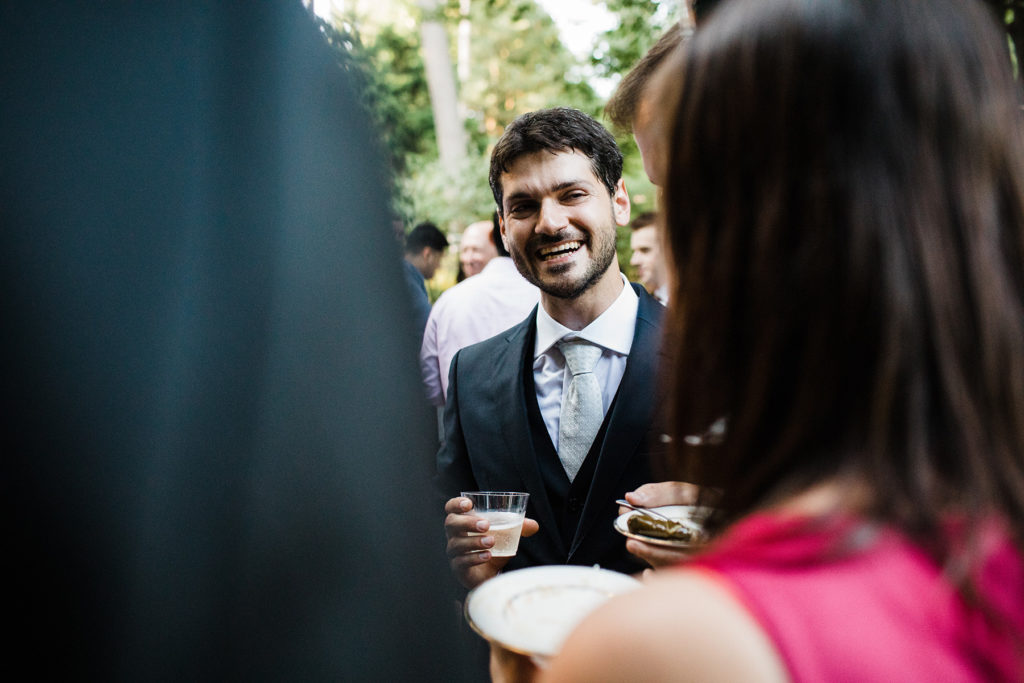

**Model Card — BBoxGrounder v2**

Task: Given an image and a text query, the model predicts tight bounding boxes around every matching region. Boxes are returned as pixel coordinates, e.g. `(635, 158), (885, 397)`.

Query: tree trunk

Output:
(418, 0), (467, 170)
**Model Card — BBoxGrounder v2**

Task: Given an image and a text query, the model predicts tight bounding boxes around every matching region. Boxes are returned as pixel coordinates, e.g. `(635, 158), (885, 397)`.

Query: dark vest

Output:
(523, 343), (622, 558)
(489, 303), (655, 576)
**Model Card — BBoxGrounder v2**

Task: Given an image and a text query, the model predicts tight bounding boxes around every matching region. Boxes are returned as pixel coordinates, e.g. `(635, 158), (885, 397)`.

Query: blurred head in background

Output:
(606, 22), (686, 187)
(404, 221), (449, 279)
(459, 220), (498, 277)
(628, 211), (668, 301)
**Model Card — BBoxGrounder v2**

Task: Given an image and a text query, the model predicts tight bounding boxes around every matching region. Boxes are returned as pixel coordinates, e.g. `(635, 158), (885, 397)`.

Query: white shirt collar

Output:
(654, 284), (669, 305)
(534, 273), (638, 358)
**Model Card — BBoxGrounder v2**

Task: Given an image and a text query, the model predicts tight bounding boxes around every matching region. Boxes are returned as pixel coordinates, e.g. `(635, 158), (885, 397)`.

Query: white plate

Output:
(614, 505), (712, 548)
(465, 565), (641, 658)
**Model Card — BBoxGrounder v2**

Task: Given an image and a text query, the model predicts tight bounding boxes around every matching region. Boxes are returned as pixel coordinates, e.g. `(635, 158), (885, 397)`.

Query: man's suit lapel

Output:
(497, 310), (567, 555)
(568, 286), (665, 558)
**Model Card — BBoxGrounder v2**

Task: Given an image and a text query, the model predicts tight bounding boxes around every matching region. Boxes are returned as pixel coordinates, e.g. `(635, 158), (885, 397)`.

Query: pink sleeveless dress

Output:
(685, 513), (1024, 682)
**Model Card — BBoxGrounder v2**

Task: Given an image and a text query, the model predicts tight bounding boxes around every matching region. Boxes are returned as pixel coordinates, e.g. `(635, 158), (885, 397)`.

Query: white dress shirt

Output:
(420, 257), (540, 405)
(533, 274), (638, 452)
(653, 284), (669, 305)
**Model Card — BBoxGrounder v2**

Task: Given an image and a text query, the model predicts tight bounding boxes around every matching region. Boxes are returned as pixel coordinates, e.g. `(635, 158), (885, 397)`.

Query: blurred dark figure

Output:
(403, 221), (450, 337)
(1, 2), (461, 681)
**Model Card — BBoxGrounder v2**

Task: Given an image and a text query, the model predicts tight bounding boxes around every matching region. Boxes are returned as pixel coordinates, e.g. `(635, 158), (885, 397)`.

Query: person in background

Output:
(2, 1), (465, 680)
(536, 0), (1024, 680)
(458, 219), (499, 279)
(604, 17), (703, 570)
(438, 107), (668, 590)
(421, 213), (539, 408)
(606, 21), (689, 188)
(628, 212), (669, 305)
(403, 221), (449, 336)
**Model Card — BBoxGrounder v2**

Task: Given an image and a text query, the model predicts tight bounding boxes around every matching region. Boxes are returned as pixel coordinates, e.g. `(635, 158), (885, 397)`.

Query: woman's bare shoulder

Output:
(539, 569), (790, 683)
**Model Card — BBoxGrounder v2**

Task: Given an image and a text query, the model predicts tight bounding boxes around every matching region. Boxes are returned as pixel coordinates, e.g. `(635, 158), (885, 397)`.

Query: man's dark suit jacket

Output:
(437, 283), (667, 575)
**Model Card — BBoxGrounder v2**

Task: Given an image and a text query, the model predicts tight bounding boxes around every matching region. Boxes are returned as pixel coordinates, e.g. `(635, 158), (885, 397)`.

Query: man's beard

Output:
(509, 224), (617, 301)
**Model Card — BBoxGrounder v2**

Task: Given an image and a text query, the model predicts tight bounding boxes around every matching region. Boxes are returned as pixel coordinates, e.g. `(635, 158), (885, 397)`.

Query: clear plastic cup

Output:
(461, 491), (530, 557)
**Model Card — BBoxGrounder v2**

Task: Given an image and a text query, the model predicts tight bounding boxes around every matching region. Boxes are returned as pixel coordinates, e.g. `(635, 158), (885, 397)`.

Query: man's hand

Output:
(489, 642), (540, 683)
(624, 537), (697, 569)
(620, 481), (701, 569)
(444, 496), (539, 590)
(621, 480), (700, 511)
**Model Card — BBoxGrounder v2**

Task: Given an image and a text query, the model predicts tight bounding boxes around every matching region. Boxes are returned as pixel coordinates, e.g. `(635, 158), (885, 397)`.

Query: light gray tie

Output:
(557, 340), (604, 482)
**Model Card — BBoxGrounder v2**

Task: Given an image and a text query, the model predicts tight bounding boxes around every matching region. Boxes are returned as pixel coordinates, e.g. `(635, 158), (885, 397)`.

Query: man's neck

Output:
(404, 254), (427, 279)
(540, 268), (626, 331)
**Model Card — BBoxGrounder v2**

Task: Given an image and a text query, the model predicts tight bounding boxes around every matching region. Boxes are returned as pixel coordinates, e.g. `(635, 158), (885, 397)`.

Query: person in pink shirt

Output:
(421, 215), (540, 406)
(496, 0), (1024, 680)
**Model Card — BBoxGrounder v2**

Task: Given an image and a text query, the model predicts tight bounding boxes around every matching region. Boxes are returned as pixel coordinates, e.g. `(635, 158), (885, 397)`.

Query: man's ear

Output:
(498, 212), (510, 252)
(613, 178), (631, 227)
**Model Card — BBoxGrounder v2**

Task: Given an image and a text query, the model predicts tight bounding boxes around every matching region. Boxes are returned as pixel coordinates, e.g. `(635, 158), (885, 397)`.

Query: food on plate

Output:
(626, 513), (700, 543)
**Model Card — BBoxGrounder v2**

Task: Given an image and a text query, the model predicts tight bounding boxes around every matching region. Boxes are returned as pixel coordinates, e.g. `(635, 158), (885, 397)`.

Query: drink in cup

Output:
(461, 491), (530, 557)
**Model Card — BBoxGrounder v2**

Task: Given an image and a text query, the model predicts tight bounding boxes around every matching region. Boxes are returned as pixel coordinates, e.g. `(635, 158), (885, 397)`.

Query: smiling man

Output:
(436, 108), (667, 590)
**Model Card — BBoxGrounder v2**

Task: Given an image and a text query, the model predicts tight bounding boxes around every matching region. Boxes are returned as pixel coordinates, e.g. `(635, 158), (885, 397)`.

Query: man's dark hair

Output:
(490, 211), (509, 257)
(605, 23), (686, 133)
(488, 107), (623, 215)
(630, 211), (657, 231)
(404, 221), (448, 254)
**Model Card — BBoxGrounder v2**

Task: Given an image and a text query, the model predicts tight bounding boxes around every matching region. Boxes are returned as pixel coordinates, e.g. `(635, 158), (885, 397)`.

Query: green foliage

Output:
(399, 0), (608, 230)
(315, 1), (618, 231)
(458, 0), (603, 159)
(315, 0), (670, 239)
(616, 131), (657, 213)
(395, 153), (494, 234)
(593, 0), (672, 221)
(979, 0), (1024, 77)
(365, 25), (437, 166)
(591, 0), (677, 80)
(616, 223), (636, 281)
(314, 15), (434, 178)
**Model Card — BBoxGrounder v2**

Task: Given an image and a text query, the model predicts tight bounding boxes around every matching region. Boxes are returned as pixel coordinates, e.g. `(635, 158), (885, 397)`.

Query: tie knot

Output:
(558, 340), (602, 376)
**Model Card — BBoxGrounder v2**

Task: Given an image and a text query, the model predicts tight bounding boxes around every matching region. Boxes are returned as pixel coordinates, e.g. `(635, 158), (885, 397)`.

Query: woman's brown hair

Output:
(661, 0), (1024, 562)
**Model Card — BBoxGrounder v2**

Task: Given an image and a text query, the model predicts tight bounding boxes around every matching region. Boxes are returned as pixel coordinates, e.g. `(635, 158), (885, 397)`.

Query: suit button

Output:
(568, 497), (582, 512)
